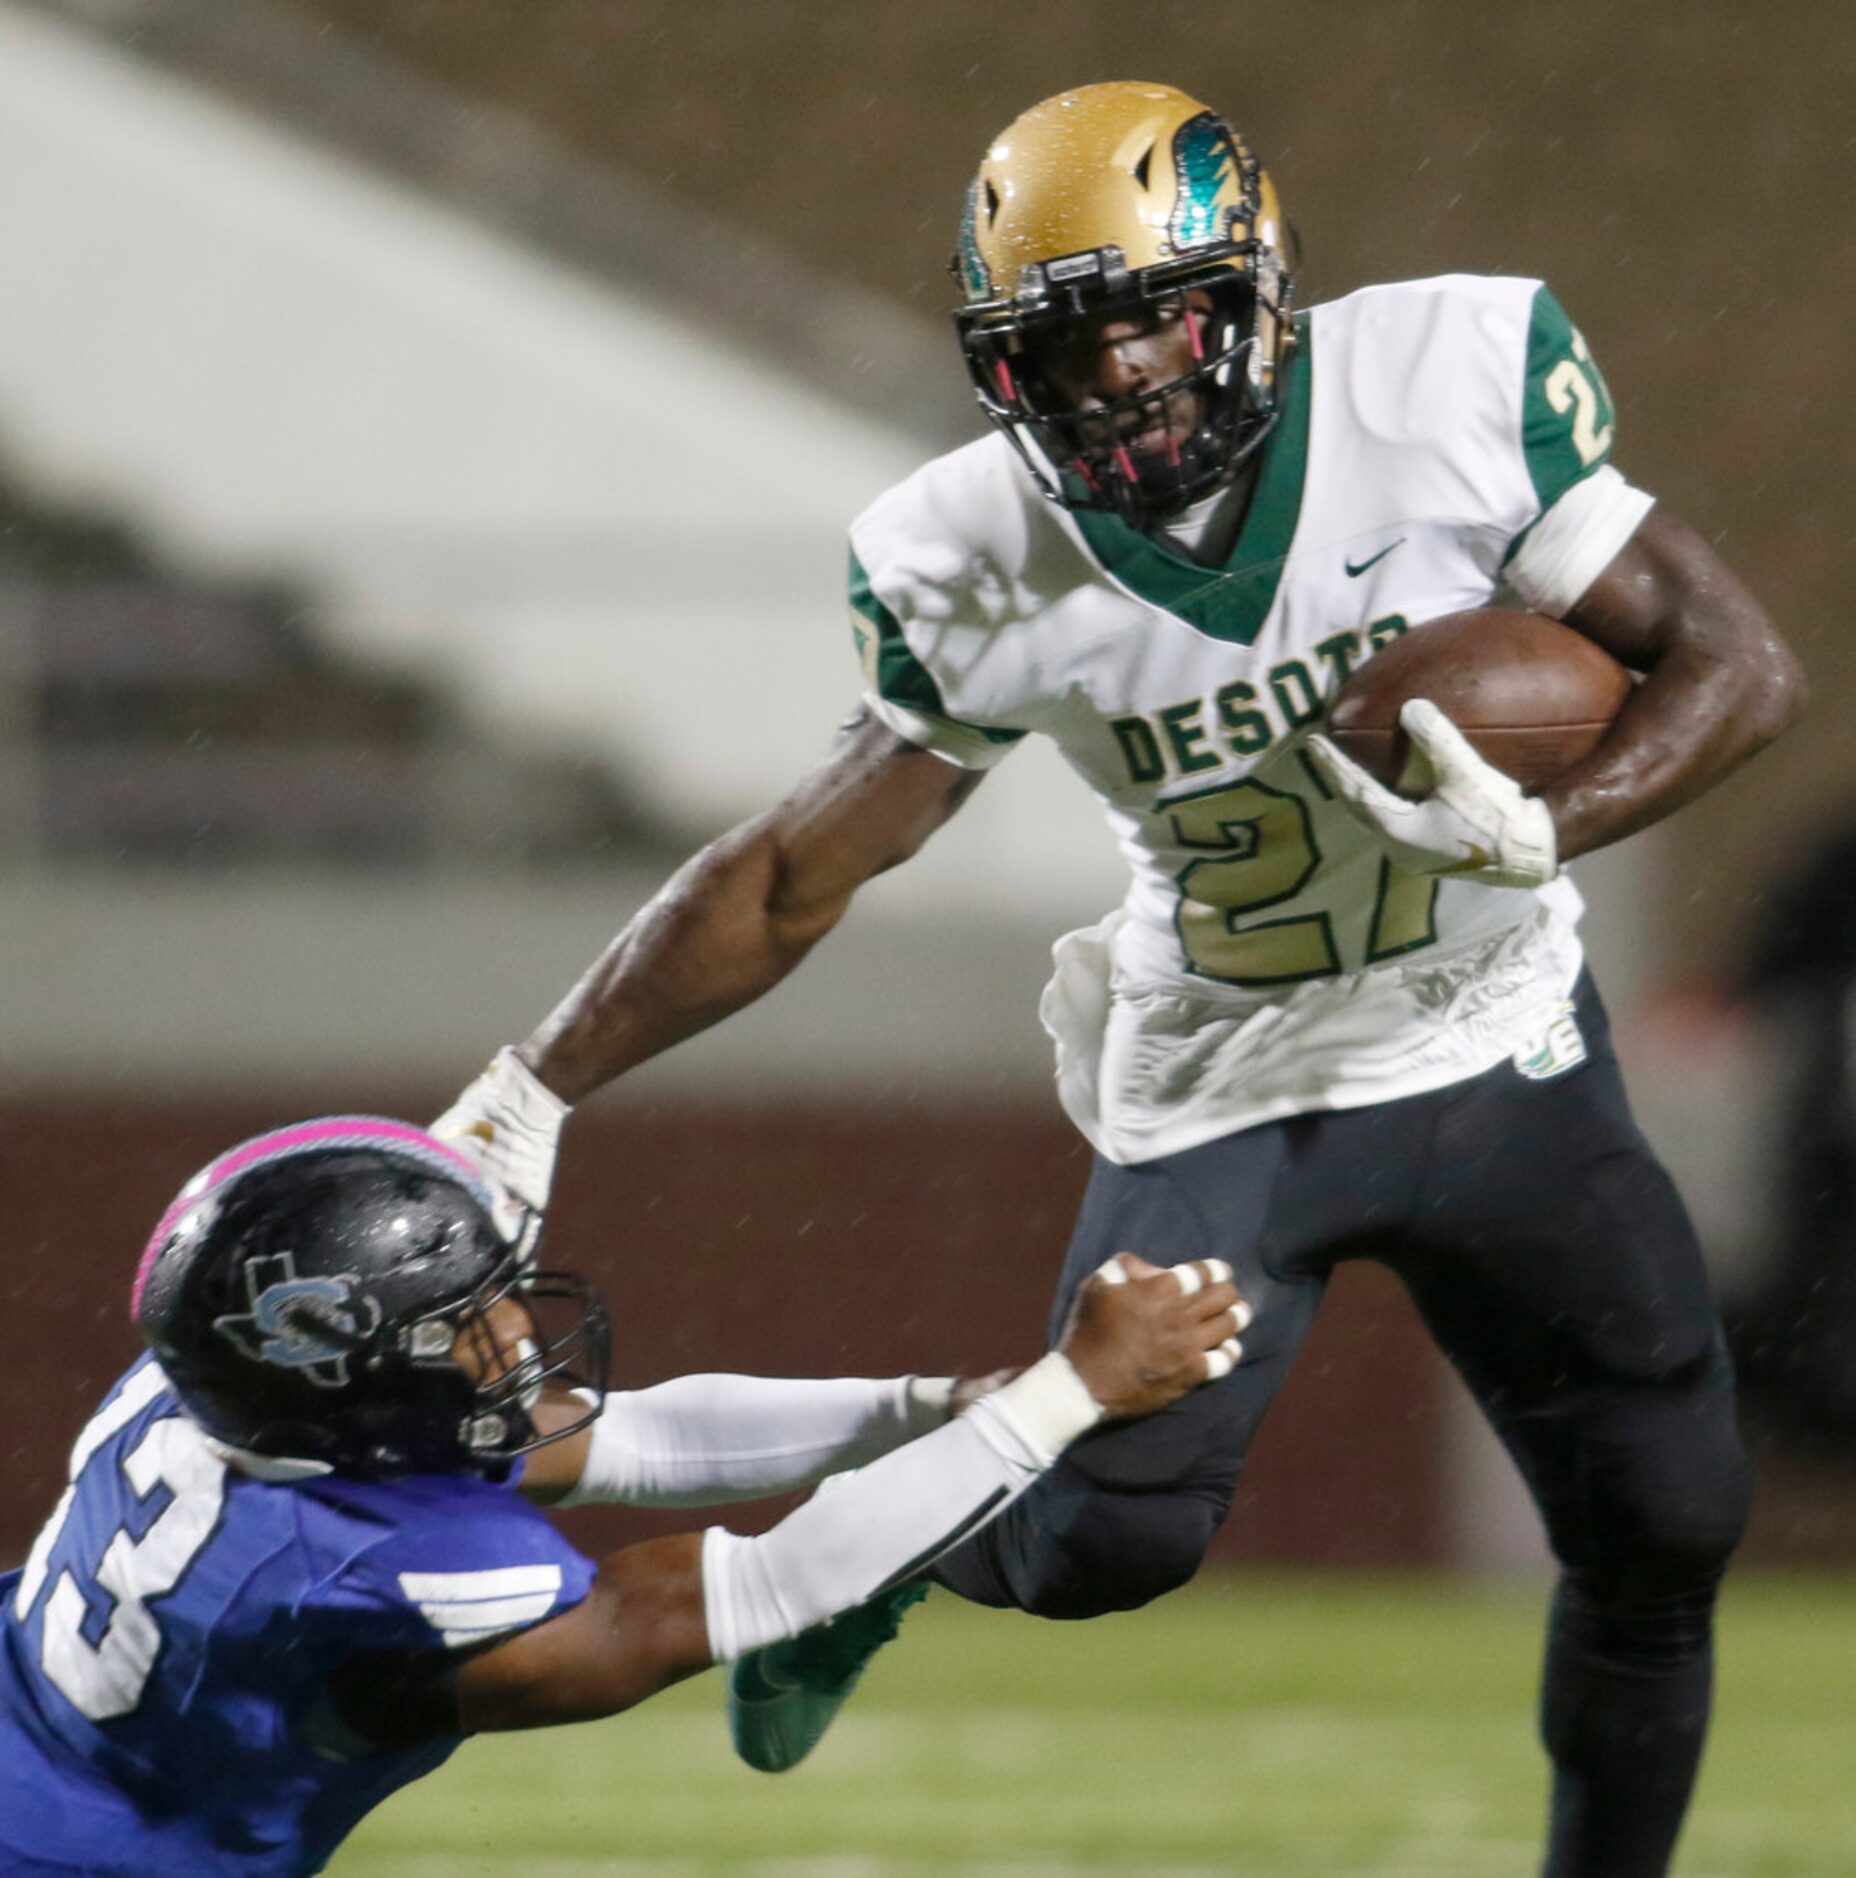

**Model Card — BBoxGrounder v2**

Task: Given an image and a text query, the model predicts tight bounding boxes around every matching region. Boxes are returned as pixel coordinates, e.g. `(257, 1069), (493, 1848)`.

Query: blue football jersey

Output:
(0, 1355), (595, 1876)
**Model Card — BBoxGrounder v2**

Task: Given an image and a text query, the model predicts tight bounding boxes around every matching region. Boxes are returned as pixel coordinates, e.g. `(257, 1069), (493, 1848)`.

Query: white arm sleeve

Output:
(700, 1352), (1103, 1661)
(556, 1373), (957, 1509)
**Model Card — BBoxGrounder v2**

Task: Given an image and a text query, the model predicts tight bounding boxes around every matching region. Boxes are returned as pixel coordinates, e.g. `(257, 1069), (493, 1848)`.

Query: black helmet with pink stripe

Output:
(133, 1117), (608, 1478)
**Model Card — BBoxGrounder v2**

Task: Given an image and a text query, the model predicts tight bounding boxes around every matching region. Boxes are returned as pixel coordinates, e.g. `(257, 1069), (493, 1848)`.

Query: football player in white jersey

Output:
(443, 82), (1803, 1878)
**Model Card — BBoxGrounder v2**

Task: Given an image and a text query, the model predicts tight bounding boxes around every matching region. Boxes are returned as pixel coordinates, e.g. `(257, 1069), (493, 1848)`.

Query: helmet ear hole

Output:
(1132, 143), (1155, 188)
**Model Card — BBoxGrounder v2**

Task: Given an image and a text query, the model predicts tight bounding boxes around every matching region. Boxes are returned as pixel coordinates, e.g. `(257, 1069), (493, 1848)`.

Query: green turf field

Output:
(333, 1571), (1856, 1877)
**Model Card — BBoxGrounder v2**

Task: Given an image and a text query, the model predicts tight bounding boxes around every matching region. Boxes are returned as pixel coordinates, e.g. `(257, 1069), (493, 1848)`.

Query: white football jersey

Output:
(849, 276), (1654, 1162)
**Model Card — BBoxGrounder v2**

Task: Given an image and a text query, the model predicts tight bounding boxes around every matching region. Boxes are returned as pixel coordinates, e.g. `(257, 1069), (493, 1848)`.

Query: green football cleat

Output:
(726, 1579), (930, 1773)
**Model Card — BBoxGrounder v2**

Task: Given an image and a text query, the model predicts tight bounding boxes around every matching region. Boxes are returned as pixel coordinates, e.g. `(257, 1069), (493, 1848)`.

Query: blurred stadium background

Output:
(2, 1), (1854, 1870)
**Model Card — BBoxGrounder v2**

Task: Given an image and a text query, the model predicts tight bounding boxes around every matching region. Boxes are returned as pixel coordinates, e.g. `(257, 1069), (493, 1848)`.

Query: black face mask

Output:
(957, 269), (1284, 524)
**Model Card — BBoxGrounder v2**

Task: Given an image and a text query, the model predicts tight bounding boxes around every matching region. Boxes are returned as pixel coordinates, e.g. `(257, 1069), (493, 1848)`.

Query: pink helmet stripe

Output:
(130, 1116), (492, 1318)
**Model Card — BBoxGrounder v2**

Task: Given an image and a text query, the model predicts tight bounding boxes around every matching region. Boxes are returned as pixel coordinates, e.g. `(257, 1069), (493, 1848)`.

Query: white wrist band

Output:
(430, 1047), (569, 1212)
(476, 1046), (571, 1133)
(971, 1352), (1103, 1467)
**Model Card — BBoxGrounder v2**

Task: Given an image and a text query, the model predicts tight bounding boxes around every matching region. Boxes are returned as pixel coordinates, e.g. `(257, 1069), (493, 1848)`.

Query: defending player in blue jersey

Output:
(0, 1116), (1245, 1875)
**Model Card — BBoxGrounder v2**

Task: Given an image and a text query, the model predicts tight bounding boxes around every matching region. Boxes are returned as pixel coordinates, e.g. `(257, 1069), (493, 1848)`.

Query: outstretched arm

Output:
(440, 1256), (1247, 1731)
(514, 1370), (1007, 1508)
(523, 710), (983, 1103)
(431, 710), (982, 1212)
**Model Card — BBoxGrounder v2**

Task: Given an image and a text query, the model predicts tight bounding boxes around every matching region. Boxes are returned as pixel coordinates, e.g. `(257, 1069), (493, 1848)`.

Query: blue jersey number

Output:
(13, 1372), (226, 1722)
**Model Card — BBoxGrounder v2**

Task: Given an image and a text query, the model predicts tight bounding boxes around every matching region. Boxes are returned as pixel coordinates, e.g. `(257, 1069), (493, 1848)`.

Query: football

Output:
(1325, 608), (1632, 793)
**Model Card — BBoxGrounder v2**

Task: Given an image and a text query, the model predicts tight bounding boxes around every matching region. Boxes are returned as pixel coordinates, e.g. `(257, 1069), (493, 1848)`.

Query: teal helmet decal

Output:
(1168, 112), (1240, 250)
(957, 180), (993, 299)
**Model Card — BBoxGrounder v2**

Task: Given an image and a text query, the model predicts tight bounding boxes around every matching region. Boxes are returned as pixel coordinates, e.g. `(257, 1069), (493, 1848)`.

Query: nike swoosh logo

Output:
(1344, 538), (1406, 578)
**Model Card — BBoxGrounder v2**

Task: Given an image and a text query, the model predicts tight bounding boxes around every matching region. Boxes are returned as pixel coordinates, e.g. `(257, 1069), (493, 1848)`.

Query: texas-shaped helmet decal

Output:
(213, 1252), (382, 1389)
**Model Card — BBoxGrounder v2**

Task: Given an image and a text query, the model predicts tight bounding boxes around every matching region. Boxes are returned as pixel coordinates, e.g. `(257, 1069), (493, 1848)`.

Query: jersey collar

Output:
(1068, 313), (1312, 646)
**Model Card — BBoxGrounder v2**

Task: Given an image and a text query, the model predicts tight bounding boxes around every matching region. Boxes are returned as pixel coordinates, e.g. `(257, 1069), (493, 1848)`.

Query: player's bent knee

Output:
(1643, 1466), (1752, 1580)
(1541, 1338), (1752, 1590)
(1552, 1439), (1752, 1592)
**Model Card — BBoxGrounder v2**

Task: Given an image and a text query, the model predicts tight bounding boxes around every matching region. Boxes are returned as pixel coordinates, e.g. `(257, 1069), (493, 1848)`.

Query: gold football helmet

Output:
(952, 82), (1294, 521)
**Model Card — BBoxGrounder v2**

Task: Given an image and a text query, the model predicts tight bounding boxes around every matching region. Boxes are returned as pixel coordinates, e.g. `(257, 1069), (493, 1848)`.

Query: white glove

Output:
(430, 1047), (570, 1263)
(1304, 699), (1559, 889)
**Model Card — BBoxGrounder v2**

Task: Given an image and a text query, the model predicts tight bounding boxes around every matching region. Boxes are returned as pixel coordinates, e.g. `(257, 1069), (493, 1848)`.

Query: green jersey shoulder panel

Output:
(1520, 283), (1621, 513)
(846, 434), (1060, 762)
